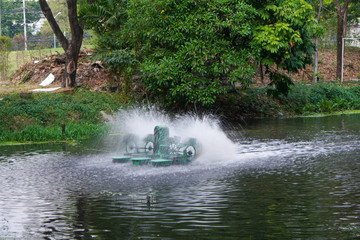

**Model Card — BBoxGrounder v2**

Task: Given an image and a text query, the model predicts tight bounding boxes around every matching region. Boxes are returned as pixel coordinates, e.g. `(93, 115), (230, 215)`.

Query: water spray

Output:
(108, 107), (238, 166)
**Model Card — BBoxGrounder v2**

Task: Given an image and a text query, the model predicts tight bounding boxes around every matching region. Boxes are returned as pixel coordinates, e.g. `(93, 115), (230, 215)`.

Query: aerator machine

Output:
(112, 125), (200, 167)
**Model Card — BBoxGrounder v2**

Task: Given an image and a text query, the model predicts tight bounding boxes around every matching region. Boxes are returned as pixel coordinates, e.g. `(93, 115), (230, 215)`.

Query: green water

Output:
(0, 114), (360, 239)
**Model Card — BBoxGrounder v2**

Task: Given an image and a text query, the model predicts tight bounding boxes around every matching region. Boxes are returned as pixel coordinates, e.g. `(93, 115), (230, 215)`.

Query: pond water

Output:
(1, 113), (360, 239)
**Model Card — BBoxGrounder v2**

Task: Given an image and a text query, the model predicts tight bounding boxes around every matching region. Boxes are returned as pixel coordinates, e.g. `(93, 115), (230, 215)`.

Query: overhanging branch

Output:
(39, 0), (69, 50)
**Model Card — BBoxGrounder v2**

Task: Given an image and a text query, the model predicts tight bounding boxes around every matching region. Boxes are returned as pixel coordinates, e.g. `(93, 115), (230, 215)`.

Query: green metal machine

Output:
(112, 125), (200, 167)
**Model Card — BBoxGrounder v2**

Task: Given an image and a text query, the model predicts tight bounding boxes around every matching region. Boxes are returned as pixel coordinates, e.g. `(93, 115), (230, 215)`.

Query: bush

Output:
(0, 90), (122, 142)
(83, 0), (317, 108)
(0, 36), (12, 80)
(287, 83), (360, 114)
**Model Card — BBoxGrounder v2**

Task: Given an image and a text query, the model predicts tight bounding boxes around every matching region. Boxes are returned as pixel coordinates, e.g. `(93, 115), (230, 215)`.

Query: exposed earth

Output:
(253, 47), (360, 85)
(1, 47), (360, 94)
(2, 49), (116, 93)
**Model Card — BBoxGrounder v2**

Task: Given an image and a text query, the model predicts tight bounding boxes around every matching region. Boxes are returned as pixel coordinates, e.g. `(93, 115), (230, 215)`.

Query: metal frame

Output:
(341, 37), (360, 82)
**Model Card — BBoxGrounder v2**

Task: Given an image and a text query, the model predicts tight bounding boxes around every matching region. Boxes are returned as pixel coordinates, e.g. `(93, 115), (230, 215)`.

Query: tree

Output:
(335, 0), (350, 80)
(39, 0), (69, 43)
(39, 0), (93, 88)
(84, 0), (258, 106)
(83, 0), (318, 106)
(0, 36), (12, 80)
(314, 0), (323, 83)
(251, 0), (318, 97)
(0, 0), (41, 39)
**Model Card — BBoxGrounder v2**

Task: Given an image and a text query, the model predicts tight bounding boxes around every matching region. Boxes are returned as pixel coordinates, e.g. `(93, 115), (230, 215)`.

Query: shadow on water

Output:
(1, 112), (360, 239)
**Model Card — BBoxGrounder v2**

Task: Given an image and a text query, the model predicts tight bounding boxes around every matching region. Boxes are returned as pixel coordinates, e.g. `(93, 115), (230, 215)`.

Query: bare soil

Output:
(3, 47), (360, 94)
(254, 47), (360, 85)
(7, 49), (116, 93)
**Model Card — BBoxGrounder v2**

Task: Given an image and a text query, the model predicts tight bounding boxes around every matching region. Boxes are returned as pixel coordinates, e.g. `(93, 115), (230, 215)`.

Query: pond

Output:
(1, 113), (360, 239)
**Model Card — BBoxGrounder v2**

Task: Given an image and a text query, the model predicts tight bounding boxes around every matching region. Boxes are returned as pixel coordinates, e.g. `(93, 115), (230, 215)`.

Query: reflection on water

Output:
(0, 115), (360, 239)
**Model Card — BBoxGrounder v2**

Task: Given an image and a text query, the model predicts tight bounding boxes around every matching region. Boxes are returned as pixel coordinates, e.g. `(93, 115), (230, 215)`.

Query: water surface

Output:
(1, 114), (360, 239)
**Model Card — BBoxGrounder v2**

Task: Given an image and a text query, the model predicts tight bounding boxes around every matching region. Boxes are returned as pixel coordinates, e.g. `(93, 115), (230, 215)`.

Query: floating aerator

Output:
(113, 125), (200, 167)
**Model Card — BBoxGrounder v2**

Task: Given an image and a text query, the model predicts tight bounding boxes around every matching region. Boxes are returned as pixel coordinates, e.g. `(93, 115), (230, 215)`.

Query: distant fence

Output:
(11, 31), (93, 51)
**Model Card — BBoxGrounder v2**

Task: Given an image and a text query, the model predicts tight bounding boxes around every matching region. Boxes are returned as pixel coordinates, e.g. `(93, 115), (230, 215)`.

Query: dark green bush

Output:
(287, 83), (360, 114)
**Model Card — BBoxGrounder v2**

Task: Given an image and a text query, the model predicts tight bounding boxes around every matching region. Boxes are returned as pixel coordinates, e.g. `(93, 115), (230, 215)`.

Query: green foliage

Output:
(254, 0), (317, 71)
(79, 0), (127, 34)
(83, 0), (319, 107)
(0, 36), (12, 50)
(83, 0), (259, 107)
(267, 72), (294, 98)
(0, 123), (108, 142)
(287, 83), (360, 114)
(0, 90), (122, 142)
(252, 0), (317, 96)
(215, 83), (360, 119)
(0, 0), (42, 38)
(308, 0), (360, 46)
(0, 36), (12, 80)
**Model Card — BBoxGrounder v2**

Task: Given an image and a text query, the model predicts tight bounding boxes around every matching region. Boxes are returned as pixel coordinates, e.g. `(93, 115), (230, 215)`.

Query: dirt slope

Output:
(9, 50), (115, 92)
(6, 47), (360, 93)
(254, 47), (360, 84)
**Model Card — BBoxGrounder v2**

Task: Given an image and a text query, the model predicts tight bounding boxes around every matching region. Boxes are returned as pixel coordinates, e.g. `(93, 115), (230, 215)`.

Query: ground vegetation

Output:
(0, 36), (11, 80)
(1, 0), (360, 143)
(0, 89), (123, 143)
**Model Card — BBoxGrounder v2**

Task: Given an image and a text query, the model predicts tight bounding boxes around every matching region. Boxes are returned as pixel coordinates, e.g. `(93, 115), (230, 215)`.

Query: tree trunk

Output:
(343, 10), (348, 38)
(64, 50), (78, 88)
(335, 0), (350, 80)
(64, 42), (83, 88)
(259, 63), (264, 84)
(39, 0), (88, 88)
(0, 0), (2, 36)
(314, 0), (323, 83)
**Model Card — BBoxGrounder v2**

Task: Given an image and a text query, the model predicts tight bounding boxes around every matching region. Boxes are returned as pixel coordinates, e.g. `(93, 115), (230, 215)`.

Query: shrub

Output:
(0, 36), (12, 80)
(0, 90), (121, 142)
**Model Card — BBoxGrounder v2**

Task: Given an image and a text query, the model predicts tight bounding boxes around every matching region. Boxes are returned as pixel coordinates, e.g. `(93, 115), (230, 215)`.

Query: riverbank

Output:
(2, 82), (360, 144)
(0, 89), (124, 143)
(1, 46), (360, 144)
(213, 82), (360, 121)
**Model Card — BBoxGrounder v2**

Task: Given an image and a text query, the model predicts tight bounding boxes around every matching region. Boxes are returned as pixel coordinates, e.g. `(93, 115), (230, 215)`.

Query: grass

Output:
(0, 140), (76, 146)
(216, 82), (360, 120)
(299, 109), (360, 118)
(0, 123), (109, 142)
(0, 88), (124, 143)
(286, 83), (360, 114)
(7, 45), (94, 76)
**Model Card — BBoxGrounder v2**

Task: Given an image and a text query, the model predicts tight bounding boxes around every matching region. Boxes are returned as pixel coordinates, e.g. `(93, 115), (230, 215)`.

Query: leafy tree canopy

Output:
(1, 0), (42, 38)
(38, 0), (69, 38)
(82, 0), (318, 106)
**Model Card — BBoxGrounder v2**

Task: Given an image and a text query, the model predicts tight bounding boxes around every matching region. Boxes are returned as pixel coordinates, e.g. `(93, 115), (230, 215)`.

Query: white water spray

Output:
(109, 107), (238, 164)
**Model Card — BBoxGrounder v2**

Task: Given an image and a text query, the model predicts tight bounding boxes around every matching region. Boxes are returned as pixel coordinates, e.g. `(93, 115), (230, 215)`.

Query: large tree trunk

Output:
(65, 47), (80, 88)
(335, 0), (350, 81)
(64, 36), (83, 87)
(314, 0), (323, 84)
(0, 0), (2, 36)
(39, 0), (87, 88)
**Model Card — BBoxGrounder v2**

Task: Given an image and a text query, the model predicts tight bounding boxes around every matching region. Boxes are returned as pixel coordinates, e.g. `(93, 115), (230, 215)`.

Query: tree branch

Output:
(67, 0), (83, 44)
(38, 0), (68, 50)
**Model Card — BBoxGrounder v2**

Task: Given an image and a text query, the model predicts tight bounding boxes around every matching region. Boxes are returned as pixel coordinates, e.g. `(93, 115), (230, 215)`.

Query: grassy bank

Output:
(0, 89), (123, 143)
(215, 82), (360, 120)
(2, 82), (360, 144)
